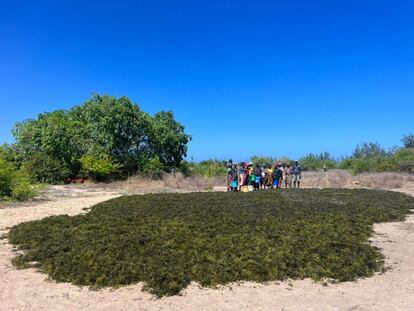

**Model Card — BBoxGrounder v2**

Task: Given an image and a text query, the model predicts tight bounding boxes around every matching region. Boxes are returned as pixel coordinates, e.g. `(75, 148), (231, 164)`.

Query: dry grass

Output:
(91, 173), (226, 194)
(302, 169), (414, 189)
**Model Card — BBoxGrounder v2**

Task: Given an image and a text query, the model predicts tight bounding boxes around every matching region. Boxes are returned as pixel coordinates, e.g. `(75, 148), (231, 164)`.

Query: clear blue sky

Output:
(1, 0), (413, 161)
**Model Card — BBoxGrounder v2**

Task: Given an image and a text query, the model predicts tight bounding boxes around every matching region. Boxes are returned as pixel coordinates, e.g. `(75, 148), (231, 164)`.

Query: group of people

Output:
(226, 160), (302, 192)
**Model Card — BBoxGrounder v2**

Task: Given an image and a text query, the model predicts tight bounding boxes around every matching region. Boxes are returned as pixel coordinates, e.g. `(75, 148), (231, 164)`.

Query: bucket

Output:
(273, 180), (279, 187)
(255, 176), (261, 184)
(231, 181), (238, 188)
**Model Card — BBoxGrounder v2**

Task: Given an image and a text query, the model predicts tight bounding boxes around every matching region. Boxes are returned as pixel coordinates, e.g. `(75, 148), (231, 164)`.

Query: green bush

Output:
(192, 159), (226, 177)
(0, 156), (36, 201)
(141, 156), (164, 179)
(250, 155), (274, 166)
(80, 154), (122, 181)
(11, 171), (36, 200)
(392, 148), (414, 173)
(338, 143), (414, 174)
(0, 143), (20, 167)
(0, 156), (15, 197)
(177, 159), (226, 177)
(299, 152), (337, 171)
(22, 152), (70, 184)
(8, 189), (413, 296)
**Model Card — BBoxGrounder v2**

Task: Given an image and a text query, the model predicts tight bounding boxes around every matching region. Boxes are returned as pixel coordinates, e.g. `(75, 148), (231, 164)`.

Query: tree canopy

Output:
(12, 94), (191, 182)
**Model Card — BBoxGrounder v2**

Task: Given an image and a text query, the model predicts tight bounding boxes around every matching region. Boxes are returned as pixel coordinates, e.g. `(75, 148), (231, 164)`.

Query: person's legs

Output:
(238, 174), (242, 191)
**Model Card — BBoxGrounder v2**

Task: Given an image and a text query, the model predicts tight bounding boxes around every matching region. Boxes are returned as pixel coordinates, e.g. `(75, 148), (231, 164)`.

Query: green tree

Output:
(11, 94), (192, 183)
(13, 110), (84, 180)
(70, 94), (150, 172)
(147, 111), (192, 169)
(353, 142), (387, 159)
(402, 133), (414, 149)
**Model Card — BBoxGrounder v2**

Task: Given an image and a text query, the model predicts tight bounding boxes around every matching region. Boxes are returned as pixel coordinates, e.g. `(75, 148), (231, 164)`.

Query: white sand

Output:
(0, 184), (413, 311)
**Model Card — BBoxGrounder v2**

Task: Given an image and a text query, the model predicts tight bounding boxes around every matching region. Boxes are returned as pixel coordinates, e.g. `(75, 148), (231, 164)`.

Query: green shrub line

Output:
(8, 189), (413, 297)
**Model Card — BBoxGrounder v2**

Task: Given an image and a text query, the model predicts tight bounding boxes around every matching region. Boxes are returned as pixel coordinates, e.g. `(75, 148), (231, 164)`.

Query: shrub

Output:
(80, 154), (122, 181)
(11, 171), (36, 200)
(299, 152), (337, 171)
(339, 142), (414, 174)
(0, 143), (20, 167)
(0, 156), (15, 197)
(0, 156), (36, 201)
(191, 159), (226, 177)
(391, 148), (414, 173)
(141, 156), (164, 179)
(251, 155), (274, 166)
(22, 152), (70, 184)
(8, 189), (413, 296)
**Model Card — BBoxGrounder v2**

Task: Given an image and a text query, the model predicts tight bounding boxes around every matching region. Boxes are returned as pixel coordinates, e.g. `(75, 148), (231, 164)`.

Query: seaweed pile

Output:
(8, 189), (413, 297)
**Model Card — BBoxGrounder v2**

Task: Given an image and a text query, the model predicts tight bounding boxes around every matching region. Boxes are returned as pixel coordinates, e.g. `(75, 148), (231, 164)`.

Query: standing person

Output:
(254, 164), (262, 190)
(264, 164), (273, 189)
(273, 163), (283, 189)
(231, 163), (238, 191)
(293, 160), (302, 188)
(284, 163), (293, 188)
(238, 162), (247, 191)
(226, 160), (234, 191)
(260, 164), (266, 189)
(246, 162), (253, 186)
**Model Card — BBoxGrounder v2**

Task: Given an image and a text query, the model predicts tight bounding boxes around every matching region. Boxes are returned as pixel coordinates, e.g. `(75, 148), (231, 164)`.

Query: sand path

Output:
(0, 185), (413, 311)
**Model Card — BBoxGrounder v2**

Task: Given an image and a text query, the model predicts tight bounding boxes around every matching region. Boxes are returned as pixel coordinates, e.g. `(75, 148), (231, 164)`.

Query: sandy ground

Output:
(1, 183), (414, 311)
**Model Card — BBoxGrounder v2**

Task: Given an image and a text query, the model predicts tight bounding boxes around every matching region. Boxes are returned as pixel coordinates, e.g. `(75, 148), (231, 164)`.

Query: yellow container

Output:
(241, 186), (250, 192)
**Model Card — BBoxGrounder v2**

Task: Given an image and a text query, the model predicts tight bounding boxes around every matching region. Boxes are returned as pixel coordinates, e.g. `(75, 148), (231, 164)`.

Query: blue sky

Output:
(1, 0), (413, 161)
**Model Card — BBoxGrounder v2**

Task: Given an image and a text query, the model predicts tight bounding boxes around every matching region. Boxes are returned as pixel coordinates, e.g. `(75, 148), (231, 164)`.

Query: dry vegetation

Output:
(87, 173), (226, 194)
(301, 170), (414, 189)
